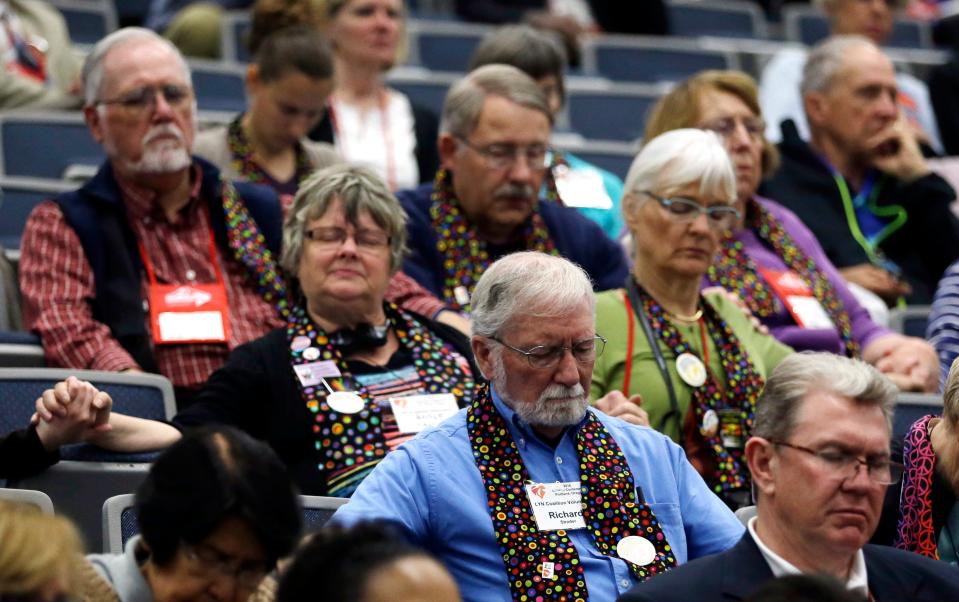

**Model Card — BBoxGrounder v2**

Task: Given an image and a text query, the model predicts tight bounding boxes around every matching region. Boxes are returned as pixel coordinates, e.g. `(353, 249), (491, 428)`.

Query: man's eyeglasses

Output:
(770, 440), (903, 485)
(456, 136), (549, 171)
(305, 226), (390, 250)
(701, 116), (766, 141)
(642, 191), (741, 230)
(182, 542), (272, 590)
(491, 335), (607, 369)
(96, 84), (193, 115)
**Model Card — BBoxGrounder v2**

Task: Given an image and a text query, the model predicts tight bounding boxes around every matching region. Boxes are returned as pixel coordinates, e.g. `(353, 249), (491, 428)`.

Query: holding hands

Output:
(32, 376), (113, 450)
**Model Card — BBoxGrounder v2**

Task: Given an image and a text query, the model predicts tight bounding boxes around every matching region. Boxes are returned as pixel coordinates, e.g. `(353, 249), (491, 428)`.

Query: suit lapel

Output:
(720, 533), (776, 600)
(863, 545), (921, 601)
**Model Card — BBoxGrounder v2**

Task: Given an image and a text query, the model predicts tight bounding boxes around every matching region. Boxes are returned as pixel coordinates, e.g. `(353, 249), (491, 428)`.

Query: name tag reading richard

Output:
(389, 394), (459, 434)
(524, 481), (587, 531)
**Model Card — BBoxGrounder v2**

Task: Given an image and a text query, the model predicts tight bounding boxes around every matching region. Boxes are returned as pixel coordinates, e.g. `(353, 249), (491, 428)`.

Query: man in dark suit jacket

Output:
(620, 352), (959, 602)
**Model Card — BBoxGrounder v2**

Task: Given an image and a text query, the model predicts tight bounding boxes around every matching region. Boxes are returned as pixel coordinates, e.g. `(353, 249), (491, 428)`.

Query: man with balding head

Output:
(19, 27), (288, 405)
(396, 64), (628, 315)
(761, 35), (959, 305)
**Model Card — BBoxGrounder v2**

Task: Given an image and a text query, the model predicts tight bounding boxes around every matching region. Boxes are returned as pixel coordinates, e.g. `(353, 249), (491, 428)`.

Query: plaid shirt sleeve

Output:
(19, 201), (139, 372)
(386, 270), (448, 319)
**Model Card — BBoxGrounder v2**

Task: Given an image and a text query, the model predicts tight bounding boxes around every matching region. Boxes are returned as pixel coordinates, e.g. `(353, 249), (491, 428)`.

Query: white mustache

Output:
(143, 124), (184, 146)
(538, 383), (586, 403)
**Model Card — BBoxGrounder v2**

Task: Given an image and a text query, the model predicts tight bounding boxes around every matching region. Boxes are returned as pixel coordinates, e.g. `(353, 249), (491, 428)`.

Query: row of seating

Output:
(0, 487), (347, 553)
(52, 0), (939, 60)
(0, 365), (943, 548)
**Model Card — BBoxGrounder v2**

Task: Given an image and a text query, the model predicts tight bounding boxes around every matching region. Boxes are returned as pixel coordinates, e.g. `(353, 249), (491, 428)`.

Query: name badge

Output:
(524, 481), (587, 531)
(149, 283), (230, 345)
(293, 360), (342, 387)
(389, 394), (459, 434)
(759, 268), (835, 330)
(554, 166), (613, 209)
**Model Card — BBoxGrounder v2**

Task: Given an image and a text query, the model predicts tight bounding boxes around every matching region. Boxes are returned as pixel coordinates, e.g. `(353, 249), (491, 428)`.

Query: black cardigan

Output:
(172, 313), (477, 495)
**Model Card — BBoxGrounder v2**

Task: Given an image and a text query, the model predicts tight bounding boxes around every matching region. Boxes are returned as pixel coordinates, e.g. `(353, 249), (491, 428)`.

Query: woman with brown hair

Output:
(644, 69), (938, 393)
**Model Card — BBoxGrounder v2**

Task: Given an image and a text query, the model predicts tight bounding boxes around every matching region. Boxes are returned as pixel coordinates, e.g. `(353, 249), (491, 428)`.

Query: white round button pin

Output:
(701, 409), (720, 438)
(291, 336), (311, 352)
(302, 347), (320, 361)
(676, 352), (707, 387)
(327, 391), (364, 414)
(616, 535), (657, 566)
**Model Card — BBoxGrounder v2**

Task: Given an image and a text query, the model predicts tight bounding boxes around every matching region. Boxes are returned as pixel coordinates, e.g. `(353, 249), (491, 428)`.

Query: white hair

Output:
(800, 35), (878, 97)
(623, 128), (736, 212)
(82, 27), (192, 106)
(470, 252), (595, 339)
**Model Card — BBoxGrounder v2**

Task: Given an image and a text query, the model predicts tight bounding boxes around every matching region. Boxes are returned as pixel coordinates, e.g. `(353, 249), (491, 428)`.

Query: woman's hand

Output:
(863, 334), (939, 393)
(594, 390), (649, 427)
(32, 376), (113, 450)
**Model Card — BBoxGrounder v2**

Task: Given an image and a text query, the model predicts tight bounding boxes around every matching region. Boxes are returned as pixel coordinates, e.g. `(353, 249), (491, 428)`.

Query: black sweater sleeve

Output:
(0, 426), (59, 480)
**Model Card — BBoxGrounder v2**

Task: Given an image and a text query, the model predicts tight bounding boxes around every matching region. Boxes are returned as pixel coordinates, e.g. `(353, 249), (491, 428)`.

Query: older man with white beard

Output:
(19, 27), (286, 407)
(333, 252), (744, 602)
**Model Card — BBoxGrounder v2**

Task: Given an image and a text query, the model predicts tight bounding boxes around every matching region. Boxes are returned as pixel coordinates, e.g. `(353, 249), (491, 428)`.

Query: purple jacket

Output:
(721, 196), (890, 354)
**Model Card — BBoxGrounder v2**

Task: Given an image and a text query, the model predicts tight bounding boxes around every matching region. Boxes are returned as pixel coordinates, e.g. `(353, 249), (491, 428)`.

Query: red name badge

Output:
(148, 283), (230, 345)
(758, 267), (835, 330)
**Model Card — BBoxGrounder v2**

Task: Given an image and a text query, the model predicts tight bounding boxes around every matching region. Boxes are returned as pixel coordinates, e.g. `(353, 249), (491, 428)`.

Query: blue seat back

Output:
(567, 91), (659, 143)
(668, 2), (764, 39)
(593, 43), (733, 84)
(0, 177), (75, 249)
(190, 64), (246, 113)
(0, 116), (103, 179)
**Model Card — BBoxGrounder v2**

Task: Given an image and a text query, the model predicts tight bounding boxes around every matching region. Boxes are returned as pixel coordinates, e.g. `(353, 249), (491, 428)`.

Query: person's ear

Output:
(438, 134), (458, 171)
(803, 91), (829, 129)
(245, 64), (261, 98)
(471, 336), (495, 380)
(84, 104), (105, 144)
(745, 436), (777, 498)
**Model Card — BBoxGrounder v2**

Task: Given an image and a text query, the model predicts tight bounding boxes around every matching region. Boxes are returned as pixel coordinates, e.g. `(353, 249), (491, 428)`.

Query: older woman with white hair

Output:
(592, 129), (793, 509)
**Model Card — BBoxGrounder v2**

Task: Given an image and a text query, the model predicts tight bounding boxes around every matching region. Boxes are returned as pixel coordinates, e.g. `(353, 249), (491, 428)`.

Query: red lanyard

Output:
(136, 206), (224, 287)
(328, 90), (398, 190)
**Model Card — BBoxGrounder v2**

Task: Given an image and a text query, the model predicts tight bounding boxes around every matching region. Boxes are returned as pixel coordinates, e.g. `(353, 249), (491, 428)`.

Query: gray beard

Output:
(490, 353), (589, 428)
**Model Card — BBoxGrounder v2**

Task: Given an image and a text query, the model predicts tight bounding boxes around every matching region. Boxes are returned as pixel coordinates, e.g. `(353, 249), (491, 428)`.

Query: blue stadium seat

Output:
(189, 60), (247, 113)
(0, 177), (75, 249)
(103, 493), (348, 553)
(566, 86), (662, 143)
(0, 331), (45, 368)
(0, 113), (103, 180)
(783, 6), (930, 49)
(408, 21), (490, 72)
(387, 71), (458, 117)
(668, 0), (767, 40)
(220, 11), (251, 63)
(590, 38), (737, 84)
(48, 0), (118, 46)
(2, 368), (176, 551)
(892, 393), (943, 441)
(888, 305), (931, 339)
(554, 140), (636, 181)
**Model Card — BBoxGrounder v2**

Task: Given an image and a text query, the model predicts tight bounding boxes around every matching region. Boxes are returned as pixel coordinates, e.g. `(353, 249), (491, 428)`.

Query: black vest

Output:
(54, 157), (282, 374)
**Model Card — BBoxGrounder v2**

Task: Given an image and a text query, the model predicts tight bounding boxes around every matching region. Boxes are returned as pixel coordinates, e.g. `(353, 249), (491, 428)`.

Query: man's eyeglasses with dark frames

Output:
(490, 335), (607, 369)
(95, 84), (192, 115)
(770, 440), (903, 485)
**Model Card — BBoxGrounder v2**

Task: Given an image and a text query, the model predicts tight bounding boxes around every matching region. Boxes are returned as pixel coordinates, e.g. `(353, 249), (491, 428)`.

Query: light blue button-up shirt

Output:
(333, 388), (744, 601)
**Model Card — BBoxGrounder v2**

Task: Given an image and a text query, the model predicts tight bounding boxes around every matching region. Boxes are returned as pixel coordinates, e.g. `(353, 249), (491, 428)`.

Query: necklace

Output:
(227, 113), (312, 187)
(668, 308), (703, 323)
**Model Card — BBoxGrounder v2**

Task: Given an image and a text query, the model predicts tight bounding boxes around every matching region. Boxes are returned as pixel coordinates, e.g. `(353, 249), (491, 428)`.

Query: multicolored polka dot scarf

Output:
(635, 283), (763, 495)
(219, 178), (292, 321)
(708, 198), (859, 357)
(289, 302), (475, 496)
(895, 414), (940, 559)
(467, 383), (677, 600)
(429, 168), (557, 313)
(227, 113), (313, 187)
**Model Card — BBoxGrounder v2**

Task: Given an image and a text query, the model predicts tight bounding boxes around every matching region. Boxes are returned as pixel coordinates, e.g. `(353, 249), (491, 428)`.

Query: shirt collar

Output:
(116, 162), (203, 224)
(748, 517), (869, 597)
